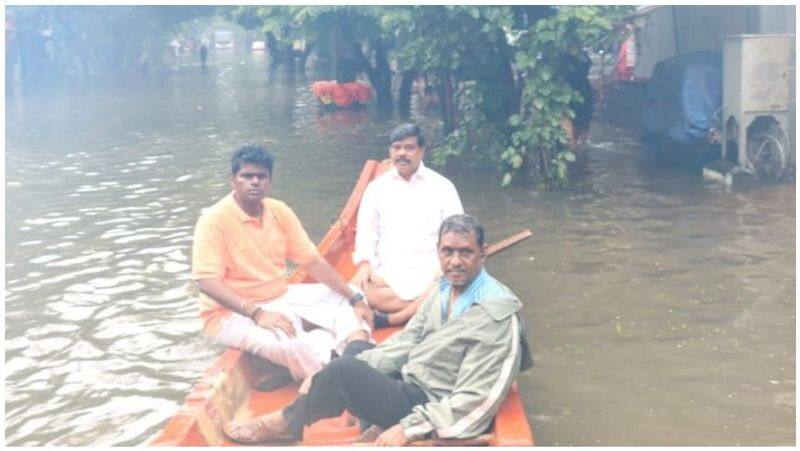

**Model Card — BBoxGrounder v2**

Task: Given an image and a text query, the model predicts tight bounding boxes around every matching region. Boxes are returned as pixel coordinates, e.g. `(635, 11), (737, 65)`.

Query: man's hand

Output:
(374, 424), (409, 446)
(255, 310), (296, 337)
(350, 263), (372, 291)
(353, 301), (374, 330)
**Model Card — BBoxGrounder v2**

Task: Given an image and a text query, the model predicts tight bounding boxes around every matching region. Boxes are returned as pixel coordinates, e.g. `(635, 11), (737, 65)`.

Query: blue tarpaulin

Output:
(642, 51), (722, 146)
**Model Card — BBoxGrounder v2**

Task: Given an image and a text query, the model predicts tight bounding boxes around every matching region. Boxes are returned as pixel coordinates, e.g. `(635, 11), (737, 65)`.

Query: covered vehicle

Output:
(642, 51), (722, 164)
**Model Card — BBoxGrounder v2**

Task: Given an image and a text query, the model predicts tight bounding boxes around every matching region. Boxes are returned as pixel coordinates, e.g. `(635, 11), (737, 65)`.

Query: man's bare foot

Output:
(223, 411), (293, 444)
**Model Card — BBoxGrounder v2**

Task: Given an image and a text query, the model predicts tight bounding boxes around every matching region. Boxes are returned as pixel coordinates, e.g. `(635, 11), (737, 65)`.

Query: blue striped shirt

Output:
(439, 268), (508, 322)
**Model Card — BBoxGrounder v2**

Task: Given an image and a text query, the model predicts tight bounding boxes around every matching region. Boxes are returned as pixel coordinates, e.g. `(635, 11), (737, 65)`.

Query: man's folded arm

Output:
(399, 315), (522, 441)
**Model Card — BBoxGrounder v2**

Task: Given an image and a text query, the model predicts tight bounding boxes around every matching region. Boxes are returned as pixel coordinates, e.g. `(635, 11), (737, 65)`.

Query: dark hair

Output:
(389, 123), (425, 148)
(438, 214), (485, 248)
(230, 145), (274, 176)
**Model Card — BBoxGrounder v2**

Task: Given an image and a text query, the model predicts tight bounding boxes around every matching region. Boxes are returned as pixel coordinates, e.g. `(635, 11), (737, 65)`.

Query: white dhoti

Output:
(374, 253), (441, 301)
(214, 283), (370, 380)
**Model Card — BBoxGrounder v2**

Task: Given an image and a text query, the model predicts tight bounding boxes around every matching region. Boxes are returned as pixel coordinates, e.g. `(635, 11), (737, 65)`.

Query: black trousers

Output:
(282, 342), (428, 438)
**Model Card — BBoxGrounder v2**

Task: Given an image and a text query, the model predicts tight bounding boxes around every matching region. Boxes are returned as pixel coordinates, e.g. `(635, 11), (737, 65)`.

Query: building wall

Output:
(634, 5), (795, 80)
(759, 5), (796, 37)
(633, 7), (675, 80)
(679, 6), (752, 53)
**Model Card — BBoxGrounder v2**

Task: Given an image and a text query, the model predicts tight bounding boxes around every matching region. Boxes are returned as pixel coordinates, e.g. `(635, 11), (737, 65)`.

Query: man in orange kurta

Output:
(192, 145), (373, 381)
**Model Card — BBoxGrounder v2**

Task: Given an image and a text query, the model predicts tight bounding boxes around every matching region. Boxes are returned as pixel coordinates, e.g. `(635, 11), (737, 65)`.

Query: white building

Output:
(629, 5), (795, 81)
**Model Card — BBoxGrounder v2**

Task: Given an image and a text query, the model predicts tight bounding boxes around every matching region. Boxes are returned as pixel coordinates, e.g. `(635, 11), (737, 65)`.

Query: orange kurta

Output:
(191, 193), (319, 336)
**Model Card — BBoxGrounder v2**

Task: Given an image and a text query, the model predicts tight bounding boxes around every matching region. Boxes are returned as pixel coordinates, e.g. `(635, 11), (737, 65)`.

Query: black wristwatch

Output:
(348, 292), (365, 307)
(250, 306), (264, 322)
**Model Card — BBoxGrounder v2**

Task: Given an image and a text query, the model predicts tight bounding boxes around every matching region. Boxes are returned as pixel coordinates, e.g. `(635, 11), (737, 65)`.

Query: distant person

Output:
(192, 145), (373, 387)
(351, 123), (463, 327)
(562, 49), (594, 148)
(170, 38), (181, 57)
(615, 21), (637, 81)
(223, 214), (533, 445)
(199, 44), (208, 67)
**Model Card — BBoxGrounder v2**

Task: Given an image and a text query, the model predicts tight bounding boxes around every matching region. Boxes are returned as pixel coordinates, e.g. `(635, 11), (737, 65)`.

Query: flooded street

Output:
(5, 51), (795, 445)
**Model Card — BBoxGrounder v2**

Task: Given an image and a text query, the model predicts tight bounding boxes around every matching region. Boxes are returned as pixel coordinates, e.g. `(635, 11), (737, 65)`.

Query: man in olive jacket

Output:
(223, 214), (533, 445)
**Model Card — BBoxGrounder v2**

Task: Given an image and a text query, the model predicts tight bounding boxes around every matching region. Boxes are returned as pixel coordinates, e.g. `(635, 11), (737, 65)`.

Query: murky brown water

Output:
(5, 51), (795, 446)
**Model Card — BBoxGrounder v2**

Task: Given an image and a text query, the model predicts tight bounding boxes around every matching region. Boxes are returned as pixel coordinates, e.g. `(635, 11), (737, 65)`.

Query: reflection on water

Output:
(5, 51), (795, 445)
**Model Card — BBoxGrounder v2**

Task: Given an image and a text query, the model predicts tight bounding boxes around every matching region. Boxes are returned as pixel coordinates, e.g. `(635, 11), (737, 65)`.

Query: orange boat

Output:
(151, 160), (535, 446)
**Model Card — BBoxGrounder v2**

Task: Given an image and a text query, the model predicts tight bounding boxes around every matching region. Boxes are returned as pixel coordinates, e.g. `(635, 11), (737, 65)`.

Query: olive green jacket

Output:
(357, 273), (533, 441)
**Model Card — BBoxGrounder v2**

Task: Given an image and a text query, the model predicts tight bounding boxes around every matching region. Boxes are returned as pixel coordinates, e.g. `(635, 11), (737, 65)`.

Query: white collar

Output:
(390, 161), (428, 182)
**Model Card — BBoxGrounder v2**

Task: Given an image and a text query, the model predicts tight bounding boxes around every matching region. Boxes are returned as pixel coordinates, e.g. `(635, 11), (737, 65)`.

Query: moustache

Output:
(394, 157), (411, 164)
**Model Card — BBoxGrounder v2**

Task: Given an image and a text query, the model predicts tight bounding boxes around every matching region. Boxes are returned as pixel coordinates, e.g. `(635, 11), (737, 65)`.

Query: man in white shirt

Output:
(351, 124), (463, 327)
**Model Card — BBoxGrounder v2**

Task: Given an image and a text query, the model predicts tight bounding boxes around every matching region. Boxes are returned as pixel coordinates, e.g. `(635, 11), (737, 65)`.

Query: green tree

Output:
(394, 6), (629, 188)
(228, 6), (306, 70)
(229, 6), (395, 110)
(231, 6), (631, 188)
(385, 6), (518, 133)
(504, 6), (630, 187)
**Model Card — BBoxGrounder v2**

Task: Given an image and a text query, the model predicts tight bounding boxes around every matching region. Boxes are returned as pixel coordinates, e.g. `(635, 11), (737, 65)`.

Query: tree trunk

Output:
(539, 147), (549, 182)
(500, 57), (520, 119)
(372, 39), (392, 112)
(439, 69), (456, 134)
(332, 23), (357, 83)
(265, 32), (281, 66)
(330, 25), (338, 81)
(286, 51), (296, 76)
(265, 32), (294, 69)
(352, 39), (392, 112)
(398, 70), (416, 118)
(297, 43), (313, 75)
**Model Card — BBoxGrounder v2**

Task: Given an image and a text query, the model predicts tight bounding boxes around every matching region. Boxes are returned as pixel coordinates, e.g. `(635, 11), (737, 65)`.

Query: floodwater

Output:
(5, 51), (795, 446)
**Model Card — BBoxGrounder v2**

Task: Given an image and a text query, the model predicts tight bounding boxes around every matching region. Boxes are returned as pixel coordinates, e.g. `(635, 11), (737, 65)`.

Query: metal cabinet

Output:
(722, 34), (794, 180)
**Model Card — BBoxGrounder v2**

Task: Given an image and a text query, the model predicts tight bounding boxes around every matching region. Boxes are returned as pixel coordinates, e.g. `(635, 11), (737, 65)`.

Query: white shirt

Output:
(353, 162), (464, 300)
